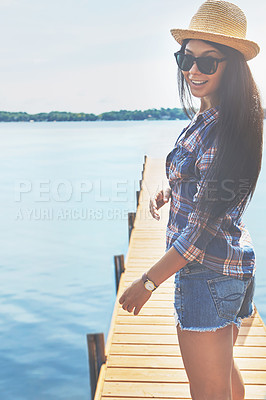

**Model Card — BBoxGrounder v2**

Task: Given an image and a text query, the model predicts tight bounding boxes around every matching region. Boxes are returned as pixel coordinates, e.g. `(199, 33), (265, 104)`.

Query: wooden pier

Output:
(93, 157), (266, 400)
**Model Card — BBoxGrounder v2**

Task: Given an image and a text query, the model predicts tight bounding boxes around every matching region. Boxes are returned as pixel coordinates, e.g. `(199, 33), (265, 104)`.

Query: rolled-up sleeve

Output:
(172, 145), (223, 263)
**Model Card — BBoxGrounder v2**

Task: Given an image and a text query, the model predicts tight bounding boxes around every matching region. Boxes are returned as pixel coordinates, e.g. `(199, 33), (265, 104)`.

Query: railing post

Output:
(141, 154), (147, 183)
(128, 211), (136, 240)
(87, 332), (106, 399)
(136, 190), (140, 207)
(114, 254), (125, 293)
(143, 154), (147, 165)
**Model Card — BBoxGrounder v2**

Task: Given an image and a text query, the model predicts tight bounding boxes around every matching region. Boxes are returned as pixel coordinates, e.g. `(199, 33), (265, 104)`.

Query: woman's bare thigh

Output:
(177, 323), (234, 397)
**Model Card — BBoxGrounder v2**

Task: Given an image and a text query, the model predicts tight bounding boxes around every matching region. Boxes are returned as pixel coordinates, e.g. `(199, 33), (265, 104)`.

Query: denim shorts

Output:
(173, 262), (255, 331)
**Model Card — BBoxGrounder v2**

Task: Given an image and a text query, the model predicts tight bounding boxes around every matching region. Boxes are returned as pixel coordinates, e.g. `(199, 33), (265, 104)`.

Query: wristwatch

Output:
(141, 273), (158, 292)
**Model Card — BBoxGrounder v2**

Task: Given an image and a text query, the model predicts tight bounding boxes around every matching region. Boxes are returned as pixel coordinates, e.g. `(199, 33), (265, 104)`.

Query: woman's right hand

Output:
(149, 187), (172, 220)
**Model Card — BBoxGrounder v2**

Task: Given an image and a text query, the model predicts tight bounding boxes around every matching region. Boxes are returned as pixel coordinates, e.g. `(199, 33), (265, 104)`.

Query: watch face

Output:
(145, 281), (155, 291)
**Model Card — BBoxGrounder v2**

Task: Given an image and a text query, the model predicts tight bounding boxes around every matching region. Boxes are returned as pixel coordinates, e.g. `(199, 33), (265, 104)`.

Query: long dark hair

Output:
(178, 39), (264, 223)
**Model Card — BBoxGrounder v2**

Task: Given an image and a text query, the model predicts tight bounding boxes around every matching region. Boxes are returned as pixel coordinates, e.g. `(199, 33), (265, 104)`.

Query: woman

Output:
(119, 1), (263, 399)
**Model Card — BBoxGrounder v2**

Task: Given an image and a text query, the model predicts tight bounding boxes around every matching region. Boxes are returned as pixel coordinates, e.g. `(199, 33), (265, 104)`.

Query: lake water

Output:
(0, 120), (265, 400)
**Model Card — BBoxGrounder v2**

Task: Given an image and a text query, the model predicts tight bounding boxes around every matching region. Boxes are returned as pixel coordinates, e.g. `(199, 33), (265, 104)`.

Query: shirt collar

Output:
(195, 106), (219, 126)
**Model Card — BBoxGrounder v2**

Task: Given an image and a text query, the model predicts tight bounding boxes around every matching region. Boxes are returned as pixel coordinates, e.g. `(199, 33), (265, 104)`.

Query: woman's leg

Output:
(231, 324), (245, 400)
(177, 323), (234, 400)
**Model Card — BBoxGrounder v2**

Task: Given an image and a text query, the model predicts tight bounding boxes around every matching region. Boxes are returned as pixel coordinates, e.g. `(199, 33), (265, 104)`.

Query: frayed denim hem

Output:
(173, 309), (242, 332)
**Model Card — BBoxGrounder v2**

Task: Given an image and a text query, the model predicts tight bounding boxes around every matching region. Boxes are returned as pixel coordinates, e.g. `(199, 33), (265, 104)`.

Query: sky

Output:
(0, 0), (265, 114)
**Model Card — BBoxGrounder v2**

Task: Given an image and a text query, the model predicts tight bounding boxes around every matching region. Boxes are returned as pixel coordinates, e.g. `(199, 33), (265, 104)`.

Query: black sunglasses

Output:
(174, 51), (227, 75)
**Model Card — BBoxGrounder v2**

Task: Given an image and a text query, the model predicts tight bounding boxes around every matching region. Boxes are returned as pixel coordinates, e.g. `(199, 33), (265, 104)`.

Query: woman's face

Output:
(182, 40), (227, 108)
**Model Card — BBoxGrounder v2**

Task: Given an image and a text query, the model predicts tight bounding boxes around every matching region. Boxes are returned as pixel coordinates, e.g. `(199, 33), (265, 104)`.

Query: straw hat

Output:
(170, 0), (259, 60)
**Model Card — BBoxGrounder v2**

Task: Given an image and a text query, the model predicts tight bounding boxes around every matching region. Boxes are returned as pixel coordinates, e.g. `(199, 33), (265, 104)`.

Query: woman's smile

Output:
(188, 78), (208, 87)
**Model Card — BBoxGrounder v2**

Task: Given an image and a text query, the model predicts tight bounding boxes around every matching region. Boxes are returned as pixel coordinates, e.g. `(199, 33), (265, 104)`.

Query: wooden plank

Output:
(101, 381), (190, 398)
(115, 316), (176, 324)
(114, 324), (266, 336)
(104, 367), (266, 385)
(107, 354), (266, 371)
(115, 315), (264, 327)
(105, 367), (189, 383)
(117, 302), (174, 309)
(117, 308), (174, 316)
(101, 381), (266, 399)
(107, 355), (187, 369)
(101, 398), (189, 400)
(116, 294), (174, 302)
(241, 370), (266, 384)
(109, 344), (266, 358)
(111, 333), (266, 347)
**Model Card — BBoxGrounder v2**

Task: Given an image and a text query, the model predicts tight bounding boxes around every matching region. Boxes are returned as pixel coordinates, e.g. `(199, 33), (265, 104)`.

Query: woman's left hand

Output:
(119, 278), (152, 315)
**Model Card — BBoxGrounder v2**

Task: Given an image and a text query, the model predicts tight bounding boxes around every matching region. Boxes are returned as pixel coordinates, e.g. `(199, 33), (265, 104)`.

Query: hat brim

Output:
(170, 29), (260, 61)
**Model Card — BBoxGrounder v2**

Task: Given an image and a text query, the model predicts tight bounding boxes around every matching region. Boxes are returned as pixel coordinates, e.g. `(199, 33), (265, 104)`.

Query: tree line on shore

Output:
(0, 108), (265, 122)
(0, 108), (189, 122)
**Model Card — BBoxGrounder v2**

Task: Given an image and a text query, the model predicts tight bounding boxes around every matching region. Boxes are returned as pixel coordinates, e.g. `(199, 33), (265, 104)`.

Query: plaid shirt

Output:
(166, 107), (255, 279)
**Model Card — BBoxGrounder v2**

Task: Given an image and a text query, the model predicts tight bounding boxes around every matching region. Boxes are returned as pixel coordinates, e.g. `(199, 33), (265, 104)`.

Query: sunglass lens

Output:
(176, 53), (193, 71)
(197, 57), (218, 74)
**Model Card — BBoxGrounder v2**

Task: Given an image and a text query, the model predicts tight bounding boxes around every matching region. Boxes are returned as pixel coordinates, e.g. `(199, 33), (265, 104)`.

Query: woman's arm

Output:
(145, 246), (187, 286)
(119, 186), (183, 315)
(118, 247), (187, 315)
